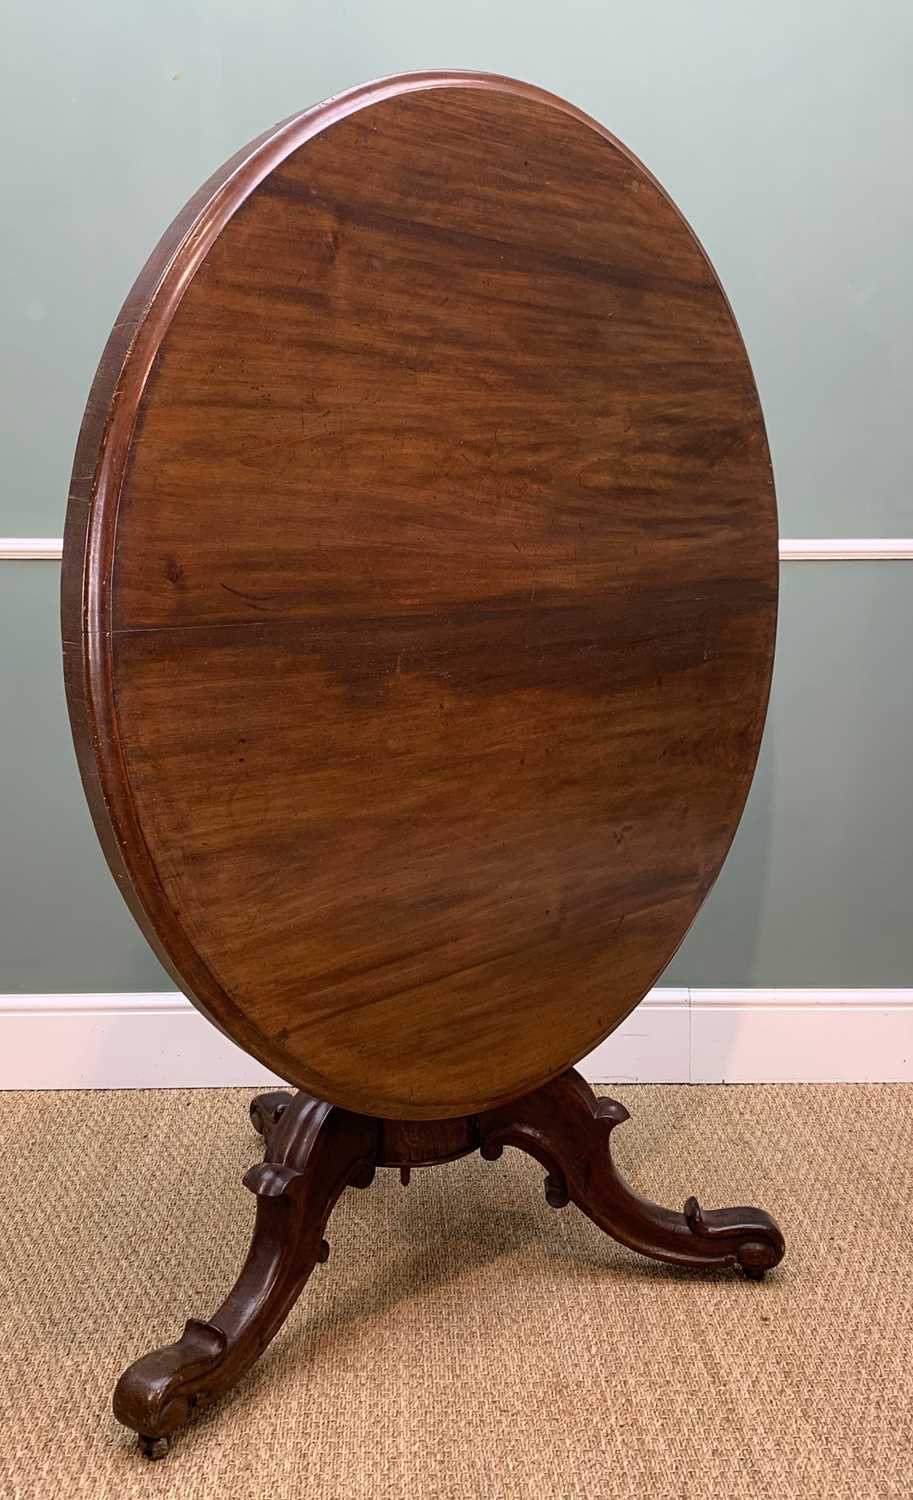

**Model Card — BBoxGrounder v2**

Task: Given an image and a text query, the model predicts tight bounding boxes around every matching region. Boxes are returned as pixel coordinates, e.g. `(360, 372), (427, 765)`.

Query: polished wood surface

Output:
(114, 1074), (785, 1455)
(63, 72), (777, 1119)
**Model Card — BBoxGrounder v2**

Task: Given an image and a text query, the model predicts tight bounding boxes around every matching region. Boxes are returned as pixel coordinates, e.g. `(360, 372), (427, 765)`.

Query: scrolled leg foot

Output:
(478, 1070), (785, 1277)
(114, 1091), (379, 1454)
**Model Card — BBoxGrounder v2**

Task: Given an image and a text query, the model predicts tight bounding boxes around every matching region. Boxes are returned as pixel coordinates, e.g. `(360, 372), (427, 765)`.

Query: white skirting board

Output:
(0, 988), (911, 1089)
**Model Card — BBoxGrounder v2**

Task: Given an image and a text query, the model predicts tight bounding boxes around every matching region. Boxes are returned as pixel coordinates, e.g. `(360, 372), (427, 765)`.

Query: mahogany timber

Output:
(62, 72), (778, 1119)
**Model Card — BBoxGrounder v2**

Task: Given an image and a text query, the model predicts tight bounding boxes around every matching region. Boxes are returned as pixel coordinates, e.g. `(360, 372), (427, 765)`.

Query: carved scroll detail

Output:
(478, 1070), (785, 1277)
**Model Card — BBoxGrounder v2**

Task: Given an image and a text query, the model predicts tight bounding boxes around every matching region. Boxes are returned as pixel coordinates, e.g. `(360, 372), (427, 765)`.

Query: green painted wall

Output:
(1, 0), (911, 992)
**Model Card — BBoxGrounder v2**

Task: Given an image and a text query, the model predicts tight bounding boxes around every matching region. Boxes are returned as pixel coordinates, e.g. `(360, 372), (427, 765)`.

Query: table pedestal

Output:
(114, 1072), (785, 1457)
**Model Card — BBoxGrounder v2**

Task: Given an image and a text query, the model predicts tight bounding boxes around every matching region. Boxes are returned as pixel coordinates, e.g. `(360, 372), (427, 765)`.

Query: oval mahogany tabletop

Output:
(62, 72), (777, 1119)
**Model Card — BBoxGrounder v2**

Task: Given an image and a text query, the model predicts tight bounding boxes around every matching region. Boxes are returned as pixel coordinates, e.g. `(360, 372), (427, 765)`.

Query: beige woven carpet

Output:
(1, 1084), (912, 1499)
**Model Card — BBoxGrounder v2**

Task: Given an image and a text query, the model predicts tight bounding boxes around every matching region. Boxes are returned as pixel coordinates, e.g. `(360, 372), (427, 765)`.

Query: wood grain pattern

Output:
(62, 72), (777, 1118)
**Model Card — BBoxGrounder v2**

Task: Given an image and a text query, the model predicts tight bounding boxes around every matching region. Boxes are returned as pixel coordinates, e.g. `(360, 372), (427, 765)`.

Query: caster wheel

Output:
(139, 1434), (170, 1460)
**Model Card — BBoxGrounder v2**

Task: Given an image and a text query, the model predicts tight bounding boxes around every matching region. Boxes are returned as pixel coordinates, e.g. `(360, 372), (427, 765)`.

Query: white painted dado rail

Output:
(1, 539), (66, 559)
(3, 538), (913, 561)
(777, 538), (913, 560)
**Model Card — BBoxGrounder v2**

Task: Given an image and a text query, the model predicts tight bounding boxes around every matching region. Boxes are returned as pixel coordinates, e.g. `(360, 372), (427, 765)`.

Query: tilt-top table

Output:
(62, 71), (784, 1458)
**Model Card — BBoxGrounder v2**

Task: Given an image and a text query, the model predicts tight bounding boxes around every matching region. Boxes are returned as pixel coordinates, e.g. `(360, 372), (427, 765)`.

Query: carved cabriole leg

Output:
(478, 1070), (785, 1279)
(114, 1090), (379, 1458)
